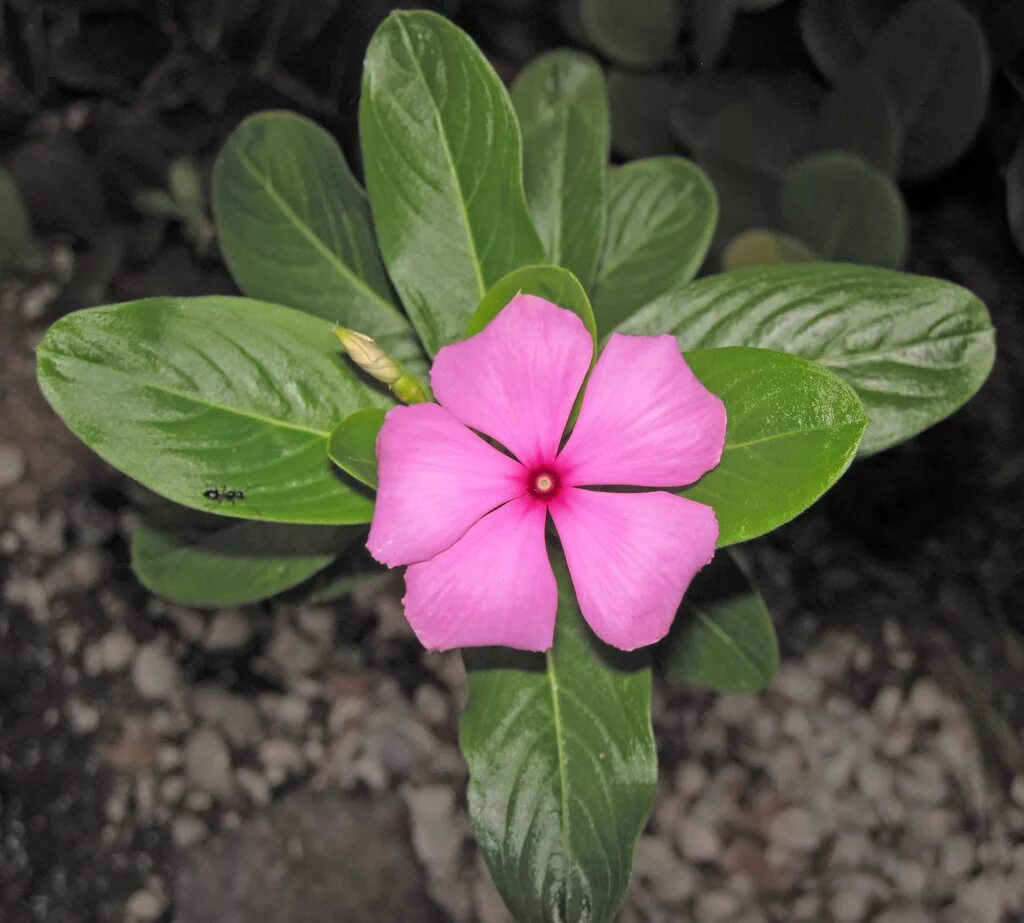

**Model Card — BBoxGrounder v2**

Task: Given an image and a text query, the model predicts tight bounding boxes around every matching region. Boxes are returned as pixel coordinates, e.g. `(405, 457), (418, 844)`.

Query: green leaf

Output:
(578, 0), (683, 68)
(461, 550), (656, 923)
(690, 0), (739, 70)
(619, 264), (995, 456)
(722, 229), (819, 269)
(681, 347), (868, 545)
(780, 152), (908, 268)
(328, 408), (386, 489)
(591, 158), (716, 335)
(212, 111), (423, 371)
(131, 516), (352, 607)
(36, 296), (388, 524)
(798, 0), (895, 79)
(607, 70), (678, 160)
(1007, 140), (1024, 258)
(866, 0), (992, 181)
(511, 50), (610, 291)
(360, 11), (544, 356)
(0, 167), (38, 273)
(816, 65), (902, 175)
(467, 264), (598, 346)
(663, 550), (779, 692)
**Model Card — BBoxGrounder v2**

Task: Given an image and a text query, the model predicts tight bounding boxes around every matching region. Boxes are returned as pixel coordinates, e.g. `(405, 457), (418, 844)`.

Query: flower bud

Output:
(332, 325), (428, 404)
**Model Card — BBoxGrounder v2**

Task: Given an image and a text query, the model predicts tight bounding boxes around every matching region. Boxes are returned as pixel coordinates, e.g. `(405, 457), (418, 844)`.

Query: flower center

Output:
(528, 466), (560, 500)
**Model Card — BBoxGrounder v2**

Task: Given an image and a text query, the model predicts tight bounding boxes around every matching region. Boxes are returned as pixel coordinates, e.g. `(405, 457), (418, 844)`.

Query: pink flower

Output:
(366, 295), (727, 652)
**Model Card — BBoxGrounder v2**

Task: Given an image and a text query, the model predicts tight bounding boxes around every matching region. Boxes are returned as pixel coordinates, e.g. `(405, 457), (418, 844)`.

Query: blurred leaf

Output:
(37, 296), (389, 524)
(0, 167), (38, 273)
(50, 14), (167, 92)
(9, 141), (106, 239)
(579, 0), (683, 68)
(1008, 140), (1024, 257)
(592, 158), (716, 334)
(690, 0), (739, 70)
(328, 408), (386, 489)
(607, 70), (677, 159)
(468, 264), (597, 345)
(360, 11), (544, 356)
(461, 550), (656, 923)
(132, 516), (350, 607)
(212, 111), (424, 373)
(663, 550), (778, 692)
(817, 65), (901, 174)
(867, 0), (992, 181)
(799, 0), (898, 79)
(781, 152), (907, 268)
(722, 229), (819, 269)
(670, 71), (753, 150)
(682, 347), (868, 546)
(620, 264), (996, 456)
(512, 51), (609, 290)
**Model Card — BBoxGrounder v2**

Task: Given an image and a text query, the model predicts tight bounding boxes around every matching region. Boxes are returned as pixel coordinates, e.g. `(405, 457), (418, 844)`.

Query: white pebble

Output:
(132, 643), (181, 699)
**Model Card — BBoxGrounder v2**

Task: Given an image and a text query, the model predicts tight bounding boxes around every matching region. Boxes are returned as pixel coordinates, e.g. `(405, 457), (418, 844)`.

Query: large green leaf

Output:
(131, 516), (351, 607)
(591, 158), (716, 335)
(211, 111), (423, 371)
(36, 296), (388, 524)
(578, 0), (683, 68)
(461, 551), (656, 923)
(360, 11), (544, 356)
(663, 550), (779, 693)
(511, 50), (609, 291)
(780, 152), (907, 268)
(467, 264), (597, 345)
(328, 408), (386, 489)
(866, 0), (992, 181)
(682, 347), (868, 545)
(619, 264), (995, 456)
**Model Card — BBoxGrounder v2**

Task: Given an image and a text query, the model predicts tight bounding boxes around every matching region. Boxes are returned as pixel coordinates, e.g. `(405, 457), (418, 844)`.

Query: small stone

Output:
(856, 761), (894, 801)
(184, 727), (233, 796)
(676, 761), (708, 798)
(192, 687), (262, 748)
(132, 643), (181, 699)
(473, 870), (515, 923)
(267, 624), (321, 678)
(126, 888), (166, 921)
(941, 833), (975, 878)
(957, 874), (1005, 923)
(677, 818), (721, 863)
(872, 687), (903, 724)
(99, 630), (136, 671)
(1010, 775), (1024, 810)
(908, 678), (945, 721)
(876, 908), (930, 923)
(695, 889), (741, 922)
(259, 738), (305, 786)
(402, 784), (463, 875)
(773, 665), (821, 704)
(891, 860), (927, 897)
(634, 835), (697, 905)
(830, 873), (888, 923)
(160, 775), (186, 805)
(768, 807), (821, 853)
(172, 814), (208, 849)
(205, 609), (252, 650)
(236, 767), (271, 807)
(363, 711), (434, 776)
(0, 444), (27, 488)
(67, 697), (100, 734)
(414, 684), (450, 725)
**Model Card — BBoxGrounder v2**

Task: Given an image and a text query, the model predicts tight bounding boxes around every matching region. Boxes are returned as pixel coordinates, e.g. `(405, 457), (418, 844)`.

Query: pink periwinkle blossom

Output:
(366, 295), (727, 652)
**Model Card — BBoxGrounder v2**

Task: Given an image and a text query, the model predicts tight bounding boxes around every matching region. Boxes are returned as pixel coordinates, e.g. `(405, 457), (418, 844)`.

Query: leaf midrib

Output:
(394, 15), (487, 300)
(235, 148), (403, 320)
(723, 418), (866, 451)
(39, 346), (332, 439)
(545, 646), (572, 918)
(692, 607), (768, 682)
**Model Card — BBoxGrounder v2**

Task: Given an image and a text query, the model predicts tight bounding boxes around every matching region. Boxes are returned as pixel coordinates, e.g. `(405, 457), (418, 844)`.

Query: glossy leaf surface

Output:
(512, 50), (609, 290)
(212, 111), (423, 370)
(328, 408), (386, 489)
(360, 11), (544, 355)
(461, 551), (656, 923)
(664, 550), (778, 692)
(36, 297), (388, 523)
(683, 347), (868, 545)
(592, 158), (716, 335)
(620, 264), (995, 455)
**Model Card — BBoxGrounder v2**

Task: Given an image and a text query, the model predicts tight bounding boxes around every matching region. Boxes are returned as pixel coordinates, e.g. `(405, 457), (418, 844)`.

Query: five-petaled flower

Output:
(367, 295), (727, 652)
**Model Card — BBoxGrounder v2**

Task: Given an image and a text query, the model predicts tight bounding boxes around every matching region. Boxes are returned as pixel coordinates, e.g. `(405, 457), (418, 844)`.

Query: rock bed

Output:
(2, 483), (1023, 922)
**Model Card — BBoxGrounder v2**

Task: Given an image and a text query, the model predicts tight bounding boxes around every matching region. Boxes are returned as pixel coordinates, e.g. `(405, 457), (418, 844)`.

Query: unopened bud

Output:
(332, 325), (428, 404)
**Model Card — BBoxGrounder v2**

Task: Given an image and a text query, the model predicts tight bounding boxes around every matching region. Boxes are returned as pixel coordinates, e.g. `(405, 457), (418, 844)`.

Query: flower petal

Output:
(368, 403), (525, 567)
(403, 496), (556, 651)
(431, 294), (593, 466)
(558, 334), (726, 488)
(550, 488), (718, 650)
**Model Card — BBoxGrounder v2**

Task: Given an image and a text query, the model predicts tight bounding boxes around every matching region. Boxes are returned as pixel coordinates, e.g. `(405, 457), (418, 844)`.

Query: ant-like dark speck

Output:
(203, 487), (246, 503)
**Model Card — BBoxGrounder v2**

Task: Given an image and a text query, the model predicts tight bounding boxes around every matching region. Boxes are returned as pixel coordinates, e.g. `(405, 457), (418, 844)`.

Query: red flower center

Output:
(527, 465), (561, 500)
